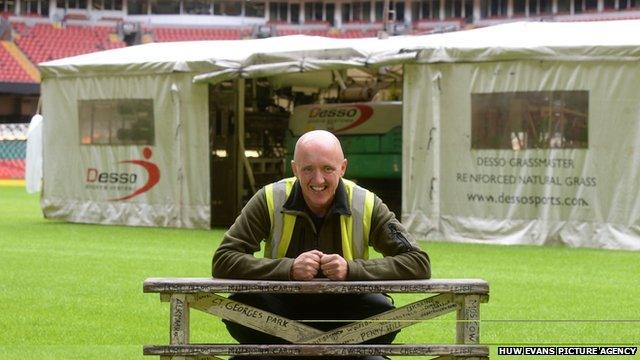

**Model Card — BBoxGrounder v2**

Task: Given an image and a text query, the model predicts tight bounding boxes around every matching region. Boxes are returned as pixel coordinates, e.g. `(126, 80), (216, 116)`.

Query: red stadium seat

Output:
(0, 45), (33, 83)
(10, 22), (126, 64)
(152, 26), (249, 41)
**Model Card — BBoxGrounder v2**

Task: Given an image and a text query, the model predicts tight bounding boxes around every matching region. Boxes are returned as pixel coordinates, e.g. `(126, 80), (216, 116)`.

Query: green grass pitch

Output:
(1, 184), (638, 359)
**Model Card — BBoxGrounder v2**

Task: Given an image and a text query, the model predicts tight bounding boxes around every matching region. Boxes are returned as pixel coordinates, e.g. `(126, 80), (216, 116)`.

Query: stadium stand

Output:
(149, 23), (378, 42)
(277, 28), (330, 36)
(12, 23), (125, 64)
(152, 26), (252, 42)
(0, 42), (34, 83)
(272, 21), (380, 38)
(555, 11), (640, 21)
(328, 29), (378, 38)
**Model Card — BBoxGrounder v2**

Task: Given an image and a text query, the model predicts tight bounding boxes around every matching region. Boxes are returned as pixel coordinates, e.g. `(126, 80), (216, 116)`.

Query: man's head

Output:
(291, 130), (347, 217)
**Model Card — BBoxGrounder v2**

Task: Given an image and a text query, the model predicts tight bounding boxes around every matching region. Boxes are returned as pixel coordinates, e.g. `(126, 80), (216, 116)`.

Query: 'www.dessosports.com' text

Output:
(466, 193), (589, 207)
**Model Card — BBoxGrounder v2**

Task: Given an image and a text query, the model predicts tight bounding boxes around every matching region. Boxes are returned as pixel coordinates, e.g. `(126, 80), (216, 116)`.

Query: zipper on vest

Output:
(284, 210), (317, 235)
(295, 210), (322, 251)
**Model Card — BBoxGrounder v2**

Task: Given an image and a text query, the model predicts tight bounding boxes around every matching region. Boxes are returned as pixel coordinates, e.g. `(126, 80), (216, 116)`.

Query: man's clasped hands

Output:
(290, 250), (348, 281)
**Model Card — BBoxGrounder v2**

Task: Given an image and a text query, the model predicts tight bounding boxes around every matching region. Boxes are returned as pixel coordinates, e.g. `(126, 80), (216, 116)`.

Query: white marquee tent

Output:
(38, 20), (640, 249)
(399, 20), (640, 251)
(37, 35), (414, 229)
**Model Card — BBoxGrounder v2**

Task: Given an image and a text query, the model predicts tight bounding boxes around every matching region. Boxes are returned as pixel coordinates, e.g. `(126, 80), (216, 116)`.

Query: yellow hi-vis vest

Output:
(264, 177), (375, 260)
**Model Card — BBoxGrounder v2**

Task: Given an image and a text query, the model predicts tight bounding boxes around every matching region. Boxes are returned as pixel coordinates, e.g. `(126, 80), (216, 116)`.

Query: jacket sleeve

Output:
(346, 196), (431, 280)
(212, 188), (295, 280)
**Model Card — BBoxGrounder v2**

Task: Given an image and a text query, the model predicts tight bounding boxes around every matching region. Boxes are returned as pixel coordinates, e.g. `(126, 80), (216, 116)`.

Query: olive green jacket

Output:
(212, 179), (431, 280)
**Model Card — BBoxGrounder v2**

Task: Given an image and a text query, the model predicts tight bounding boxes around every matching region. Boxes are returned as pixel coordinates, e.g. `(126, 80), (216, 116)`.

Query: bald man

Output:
(213, 130), (430, 360)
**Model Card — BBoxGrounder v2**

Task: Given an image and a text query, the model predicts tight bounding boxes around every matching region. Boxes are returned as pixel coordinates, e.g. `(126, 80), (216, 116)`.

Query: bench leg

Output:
(169, 294), (190, 360)
(170, 294), (190, 344)
(456, 294), (480, 345)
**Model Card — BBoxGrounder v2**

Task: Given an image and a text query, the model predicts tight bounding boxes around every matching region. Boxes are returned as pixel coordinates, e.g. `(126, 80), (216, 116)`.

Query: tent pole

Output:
(236, 78), (257, 211)
(236, 79), (245, 211)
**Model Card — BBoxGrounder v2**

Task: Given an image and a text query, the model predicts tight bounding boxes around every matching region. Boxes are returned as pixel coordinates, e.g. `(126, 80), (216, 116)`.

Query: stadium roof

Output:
(39, 20), (640, 81)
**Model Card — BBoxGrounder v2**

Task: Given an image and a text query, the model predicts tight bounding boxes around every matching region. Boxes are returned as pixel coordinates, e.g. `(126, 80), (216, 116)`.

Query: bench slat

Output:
(144, 278), (489, 294)
(144, 344), (489, 357)
(191, 293), (324, 342)
(302, 293), (456, 344)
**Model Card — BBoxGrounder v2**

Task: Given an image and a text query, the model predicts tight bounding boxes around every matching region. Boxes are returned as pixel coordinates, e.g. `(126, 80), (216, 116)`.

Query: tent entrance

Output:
(209, 82), (239, 227)
(209, 80), (289, 227)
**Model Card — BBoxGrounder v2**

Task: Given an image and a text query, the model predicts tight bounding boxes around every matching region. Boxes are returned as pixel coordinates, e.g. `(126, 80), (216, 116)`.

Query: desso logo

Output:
(307, 104), (373, 134)
(309, 107), (359, 118)
(85, 147), (160, 201)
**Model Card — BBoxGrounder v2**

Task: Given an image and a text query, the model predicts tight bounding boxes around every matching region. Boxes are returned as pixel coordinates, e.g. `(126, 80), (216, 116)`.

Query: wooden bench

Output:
(143, 278), (490, 359)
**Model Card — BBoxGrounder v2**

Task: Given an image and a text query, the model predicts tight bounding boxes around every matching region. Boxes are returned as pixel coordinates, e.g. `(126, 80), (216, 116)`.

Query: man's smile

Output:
(310, 185), (327, 192)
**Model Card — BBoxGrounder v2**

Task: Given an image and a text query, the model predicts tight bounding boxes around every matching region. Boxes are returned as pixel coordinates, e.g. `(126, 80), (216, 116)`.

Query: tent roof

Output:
(39, 20), (640, 80)
(405, 20), (640, 63)
(38, 35), (414, 78)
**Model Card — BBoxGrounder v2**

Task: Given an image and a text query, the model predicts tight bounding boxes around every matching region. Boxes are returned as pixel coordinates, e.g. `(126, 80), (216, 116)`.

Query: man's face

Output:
(292, 142), (347, 217)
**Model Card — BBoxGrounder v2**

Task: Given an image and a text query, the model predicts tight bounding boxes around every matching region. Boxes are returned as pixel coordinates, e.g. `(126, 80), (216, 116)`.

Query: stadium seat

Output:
(152, 26), (251, 41)
(11, 22), (125, 64)
(0, 42), (33, 83)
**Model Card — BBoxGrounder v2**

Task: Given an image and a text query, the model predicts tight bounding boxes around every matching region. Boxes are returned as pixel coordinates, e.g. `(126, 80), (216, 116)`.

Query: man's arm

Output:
(212, 188), (295, 280)
(346, 196), (431, 280)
